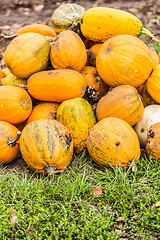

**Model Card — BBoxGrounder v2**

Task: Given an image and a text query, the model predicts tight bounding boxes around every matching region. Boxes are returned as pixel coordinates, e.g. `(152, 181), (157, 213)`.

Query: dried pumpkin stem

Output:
(141, 27), (160, 43)
(43, 164), (57, 175)
(8, 131), (21, 147)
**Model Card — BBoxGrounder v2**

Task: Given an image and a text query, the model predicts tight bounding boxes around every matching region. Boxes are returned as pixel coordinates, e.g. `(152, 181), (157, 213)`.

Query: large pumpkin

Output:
(56, 97), (97, 154)
(96, 85), (144, 126)
(27, 69), (86, 102)
(0, 121), (21, 164)
(147, 64), (160, 103)
(96, 35), (153, 88)
(87, 117), (140, 168)
(20, 119), (74, 174)
(50, 30), (87, 72)
(17, 24), (56, 37)
(0, 86), (32, 124)
(4, 33), (50, 78)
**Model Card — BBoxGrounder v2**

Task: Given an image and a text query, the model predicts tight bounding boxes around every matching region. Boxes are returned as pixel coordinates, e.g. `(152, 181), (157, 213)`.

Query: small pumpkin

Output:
(50, 30), (87, 72)
(0, 68), (5, 80)
(0, 121), (21, 164)
(20, 119), (74, 174)
(17, 24), (56, 37)
(4, 33), (50, 78)
(96, 85), (144, 126)
(2, 73), (27, 86)
(0, 86), (32, 124)
(96, 35), (153, 88)
(27, 69), (86, 102)
(87, 43), (102, 66)
(56, 97), (97, 154)
(147, 64), (160, 103)
(26, 102), (60, 124)
(87, 117), (140, 168)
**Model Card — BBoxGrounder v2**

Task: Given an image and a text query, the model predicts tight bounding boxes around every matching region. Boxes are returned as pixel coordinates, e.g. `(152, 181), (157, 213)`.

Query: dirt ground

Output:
(0, 0), (160, 172)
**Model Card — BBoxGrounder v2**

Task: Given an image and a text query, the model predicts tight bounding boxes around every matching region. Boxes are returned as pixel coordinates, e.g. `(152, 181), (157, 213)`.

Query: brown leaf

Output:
(155, 201), (160, 207)
(10, 214), (18, 224)
(92, 186), (102, 197)
(133, 215), (140, 220)
(115, 217), (128, 222)
(115, 228), (126, 234)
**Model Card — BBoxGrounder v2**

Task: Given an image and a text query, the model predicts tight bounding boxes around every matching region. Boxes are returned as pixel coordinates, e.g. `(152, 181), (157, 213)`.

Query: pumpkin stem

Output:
(8, 131), (21, 147)
(141, 27), (160, 43)
(43, 164), (57, 175)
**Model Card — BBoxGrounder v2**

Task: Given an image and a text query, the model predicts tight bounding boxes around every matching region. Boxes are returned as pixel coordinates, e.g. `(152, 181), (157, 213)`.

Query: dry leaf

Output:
(133, 215), (140, 220)
(115, 228), (126, 234)
(155, 201), (160, 207)
(10, 215), (18, 224)
(92, 186), (102, 197)
(115, 216), (128, 222)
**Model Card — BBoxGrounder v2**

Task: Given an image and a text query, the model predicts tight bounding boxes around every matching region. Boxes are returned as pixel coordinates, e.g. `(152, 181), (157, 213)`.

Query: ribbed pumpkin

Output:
(146, 122), (160, 160)
(87, 117), (140, 168)
(26, 102), (60, 124)
(51, 3), (85, 34)
(4, 33), (50, 78)
(56, 97), (97, 154)
(50, 30), (87, 72)
(96, 35), (153, 88)
(2, 73), (27, 86)
(87, 43), (102, 66)
(0, 86), (32, 124)
(147, 64), (160, 103)
(142, 81), (157, 105)
(20, 119), (74, 174)
(80, 7), (160, 43)
(148, 46), (159, 69)
(17, 24), (56, 37)
(0, 121), (21, 164)
(27, 69), (86, 102)
(96, 85), (144, 126)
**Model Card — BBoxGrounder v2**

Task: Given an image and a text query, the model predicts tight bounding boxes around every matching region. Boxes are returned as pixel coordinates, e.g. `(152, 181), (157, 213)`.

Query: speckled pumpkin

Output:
(4, 33), (50, 78)
(2, 73), (27, 86)
(96, 85), (144, 126)
(17, 24), (56, 37)
(50, 30), (87, 72)
(147, 64), (160, 103)
(27, 69), (86, 102)
(0, 121), (21, 164)
(96, 35), (153, 88)
(87, 117), (140, 168)
(56, 97), (97, 154)
(20, 119), (74, 174)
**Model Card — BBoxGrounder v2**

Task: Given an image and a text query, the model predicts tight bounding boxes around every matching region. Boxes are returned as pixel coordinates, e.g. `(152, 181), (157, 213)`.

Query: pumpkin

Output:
(134, 105), (160, 147)
(56, 97), (97, 154)
(0, 86), (32, 124)
(27, 69), (86, 102)
(0, 68), (5, 80)
(2, 73), (27, 86)
(96, 85), (144, 126)
(4, 33), (50, 78)
(80, 7), (160, 43)
(51, 3), (85, 34)
(146, 122), (160, 160)
(50, 30), (87, 72)
(147, 64), (160, 103)
(2, 67), (11, 77)
(17, 24), (56, 37)
(158, 53), (160, 63)
(87, 43), (102, 67)
(87, 117), (140, 168)
(148, 46), (159, 69)
(96, 35), (153, 88)
(26, 102), (60, 124)
(142, 81), (158, 105)
(0, 121), (21, 164)
(81, 66), (108, 104)
(20, 119), (74, 174)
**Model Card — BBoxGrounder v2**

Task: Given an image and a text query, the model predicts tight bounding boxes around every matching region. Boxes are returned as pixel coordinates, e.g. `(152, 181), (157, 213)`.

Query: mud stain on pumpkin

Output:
(116, 141), (120, 146)
(65, 133), (72, 150)
(105, 46), (111, 55)
(149, 130), (155, 138)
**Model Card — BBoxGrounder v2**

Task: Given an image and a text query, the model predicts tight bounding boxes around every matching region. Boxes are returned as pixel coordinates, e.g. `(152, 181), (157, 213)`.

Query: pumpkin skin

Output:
(4, 33), (50, 78)
(0, 121), (21, 164)
(27, 69), (86, 102)
(17, 24), (56, 37)
(56, 97), (97, 154)
(146, 122), (160, 160)
(2, 73), (27, 86)
(96, 85), (144, 126)
(26, 102), (60, 124)
(0, 86), (32, 124)
(87, 117), (140, 168)
(148, 46), (159, 69)
(0, 68), (5, 80)
(96, 35), (153, 88)
(87, 43), (102, 67)
(147, 64), (160, 103)
(51, 3), (85, 34)
(20, 119), (74, 174)
(2, 67), (11, 77)
(142, 81), (158, 105)
(50, 30), (87, 72)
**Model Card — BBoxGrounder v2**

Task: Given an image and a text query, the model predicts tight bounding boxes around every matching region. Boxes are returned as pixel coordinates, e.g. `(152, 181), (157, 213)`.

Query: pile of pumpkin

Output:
(0, 3), (160, 175)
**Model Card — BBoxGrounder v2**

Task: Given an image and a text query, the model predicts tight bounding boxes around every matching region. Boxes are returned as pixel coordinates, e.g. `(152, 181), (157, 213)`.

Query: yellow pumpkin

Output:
(17, 24), (56, 37)
(2, 73), (27, 86)
(147, 64), (160, 103)
(142, 81), (158, 105)
(148, 46), (159, 69)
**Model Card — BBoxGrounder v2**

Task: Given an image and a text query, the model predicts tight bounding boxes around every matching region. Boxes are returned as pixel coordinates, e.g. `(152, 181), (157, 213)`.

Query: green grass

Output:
(0, 151), (160, 239)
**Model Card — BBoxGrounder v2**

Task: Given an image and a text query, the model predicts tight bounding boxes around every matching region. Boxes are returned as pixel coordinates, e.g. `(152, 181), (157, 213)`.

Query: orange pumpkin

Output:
(27, 69), (86, 102)
(17, 24), (56, 37)
(148, 46), (159, 69)
(0, 121), (21, 164)
(87, 117), (140, 168)
(142, 81), (158, 105)
(0, 68), (5, 79)
(2, 67), (11, 77)
(0, 86), (32, 124)
(158, 53), (160, 63)
(50, 30), (87, 72)
(26, 102), (60, 124)
(96, 85), (144, 126)
(147, 64), (160, 104)
(96, 35), (153, 87)
(87, 43), (102, 66)
(20, 119), (74, 174)
(4, 33), (50, 78)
